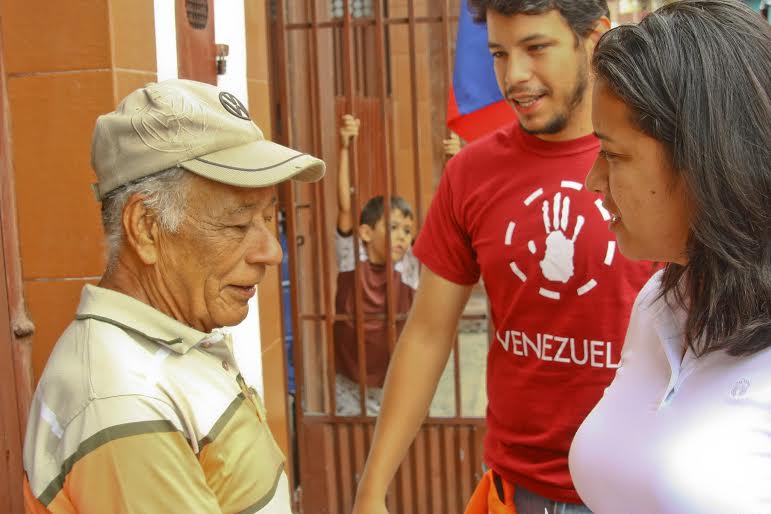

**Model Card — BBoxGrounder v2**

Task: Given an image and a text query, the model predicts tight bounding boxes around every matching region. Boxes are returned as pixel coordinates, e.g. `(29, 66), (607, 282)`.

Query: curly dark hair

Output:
(593, 0), (771, 357)
(467, 0), (610, 38)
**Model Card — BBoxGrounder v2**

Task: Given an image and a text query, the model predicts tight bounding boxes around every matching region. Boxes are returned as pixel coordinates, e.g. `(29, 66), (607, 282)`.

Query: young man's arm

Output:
(337, 114), (360, 234)
(352, 266), (473, 514)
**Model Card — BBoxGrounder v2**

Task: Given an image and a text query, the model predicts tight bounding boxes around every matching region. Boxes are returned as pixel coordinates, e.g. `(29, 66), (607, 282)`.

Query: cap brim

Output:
(179, 139), (325, 188)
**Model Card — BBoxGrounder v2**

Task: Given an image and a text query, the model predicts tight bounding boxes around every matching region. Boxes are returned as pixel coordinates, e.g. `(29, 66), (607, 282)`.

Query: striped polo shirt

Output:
(23, 284), (287, 513)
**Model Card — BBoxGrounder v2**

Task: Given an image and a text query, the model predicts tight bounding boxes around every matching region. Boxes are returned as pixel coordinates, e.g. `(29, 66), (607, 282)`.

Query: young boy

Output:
(333, 114), (419, 416)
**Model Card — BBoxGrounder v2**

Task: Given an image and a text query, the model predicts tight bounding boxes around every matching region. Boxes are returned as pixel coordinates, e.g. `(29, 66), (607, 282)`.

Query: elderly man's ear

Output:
(122, 193), (160, 265)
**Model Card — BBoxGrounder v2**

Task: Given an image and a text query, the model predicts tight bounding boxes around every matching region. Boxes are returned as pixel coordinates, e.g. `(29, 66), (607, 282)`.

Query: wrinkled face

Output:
(585, 81), (691, 265)
(156, 175), (282, 331)
(361, 209), (414, 265)
(487, 9), (591, 138)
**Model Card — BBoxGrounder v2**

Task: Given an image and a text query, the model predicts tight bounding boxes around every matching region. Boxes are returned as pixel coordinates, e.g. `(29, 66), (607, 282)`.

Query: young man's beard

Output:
(521, 55), (589, 136)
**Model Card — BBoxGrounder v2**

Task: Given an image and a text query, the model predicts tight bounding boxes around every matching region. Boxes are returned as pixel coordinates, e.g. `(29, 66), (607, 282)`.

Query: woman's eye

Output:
(599, 150), (616, 162)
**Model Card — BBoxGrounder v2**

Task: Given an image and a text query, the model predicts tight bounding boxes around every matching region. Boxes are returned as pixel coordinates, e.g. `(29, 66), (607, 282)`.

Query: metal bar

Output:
(301, 414), (486, 426)
(442, 426), (459, 514)
(399, 447), (413, 513)
(352, 423), (368, 503)
(331, 424), (346, 511)
(408, 441), (419, 513)
(453, 334), (463, 417)
(459, 427), (473, 500)
(442, 0), (453, 141)
(268, 0), (307, 502)
(413, 430), (426, 512)
(425, 426), (435, 513)
(372, 0), (398, 359)
(285, 15), (459, 30)
(453, 424), (464, 512)
(394, 458), (404, 513)
(356, 26), (365, 96)
(305, 0), (337, 418)
(299, 313), (487, 322)
(302, 1), (323, 411)
(407, 0), (424, 224)
(337, 425), (354, 510)
(341, 0), (369, 417)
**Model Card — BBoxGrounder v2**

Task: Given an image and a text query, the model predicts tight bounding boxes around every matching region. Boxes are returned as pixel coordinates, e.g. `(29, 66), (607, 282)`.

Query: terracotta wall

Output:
(0, 0), (157, 381)
(0, 25), (26, 512)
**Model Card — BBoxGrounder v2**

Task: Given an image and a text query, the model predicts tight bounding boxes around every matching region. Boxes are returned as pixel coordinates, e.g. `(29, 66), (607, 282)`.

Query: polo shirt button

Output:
(222, 361), (229, 371)
(201, 341), (212, 348)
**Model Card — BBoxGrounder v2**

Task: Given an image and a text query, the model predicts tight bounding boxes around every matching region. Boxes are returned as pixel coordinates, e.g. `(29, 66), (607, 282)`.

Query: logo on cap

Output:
(219, 92), (251, 120)
(132, 86), (209, 153)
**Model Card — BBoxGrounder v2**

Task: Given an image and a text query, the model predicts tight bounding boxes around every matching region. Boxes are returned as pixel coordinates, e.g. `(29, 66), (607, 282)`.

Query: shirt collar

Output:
(648, 282), (690, 404)
(75, 284), (216, 354)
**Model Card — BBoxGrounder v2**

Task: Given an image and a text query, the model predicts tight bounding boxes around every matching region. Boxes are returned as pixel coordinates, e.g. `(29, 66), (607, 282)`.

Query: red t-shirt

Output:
(413, 122), (655, 503)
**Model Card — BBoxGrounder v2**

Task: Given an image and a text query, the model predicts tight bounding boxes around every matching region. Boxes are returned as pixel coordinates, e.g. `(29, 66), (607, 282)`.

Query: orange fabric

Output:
(464, 470), (517, 514)
(66, 431), (221, 514)
(24, 476), (54, 514)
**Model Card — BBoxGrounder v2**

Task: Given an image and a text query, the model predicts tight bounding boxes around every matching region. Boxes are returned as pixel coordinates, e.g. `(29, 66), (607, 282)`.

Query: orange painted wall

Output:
(0, 0), (157, 381)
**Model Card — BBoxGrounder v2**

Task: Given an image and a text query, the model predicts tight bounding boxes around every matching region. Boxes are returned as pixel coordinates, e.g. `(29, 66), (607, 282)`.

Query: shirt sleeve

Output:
(396, 247), (420, 290)
(412, 155), (481, 285)
(335, 230), (356, 272)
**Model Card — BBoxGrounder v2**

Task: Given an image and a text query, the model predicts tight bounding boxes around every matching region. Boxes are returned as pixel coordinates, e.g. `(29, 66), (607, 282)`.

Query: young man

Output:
(23, 80), (325, 514)
(352, 2), (655, 513)
(334, 114), (418, 416)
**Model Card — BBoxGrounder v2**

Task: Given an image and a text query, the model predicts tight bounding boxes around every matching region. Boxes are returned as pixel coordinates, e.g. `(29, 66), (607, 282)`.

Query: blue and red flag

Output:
(447, 0), (516, 141)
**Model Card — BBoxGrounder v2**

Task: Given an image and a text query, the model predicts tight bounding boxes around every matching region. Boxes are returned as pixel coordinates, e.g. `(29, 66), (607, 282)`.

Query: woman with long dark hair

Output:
(568, 1), (770, 512)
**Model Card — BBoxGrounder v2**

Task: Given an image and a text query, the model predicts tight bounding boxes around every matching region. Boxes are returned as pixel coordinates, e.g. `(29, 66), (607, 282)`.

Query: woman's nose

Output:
(585, 157), (607, 194)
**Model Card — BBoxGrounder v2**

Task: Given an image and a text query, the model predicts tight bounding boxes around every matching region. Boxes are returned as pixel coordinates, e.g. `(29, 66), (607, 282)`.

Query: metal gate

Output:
(267, 1), (489, 512)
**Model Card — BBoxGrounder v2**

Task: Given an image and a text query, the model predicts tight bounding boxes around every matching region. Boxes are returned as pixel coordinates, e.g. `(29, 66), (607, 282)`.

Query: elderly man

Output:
(22, 80), (324, 514)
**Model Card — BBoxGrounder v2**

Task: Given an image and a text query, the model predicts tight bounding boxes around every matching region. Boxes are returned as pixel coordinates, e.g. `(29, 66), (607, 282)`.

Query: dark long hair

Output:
(593, 0), (771, 356)
(467, 0), (610, 38)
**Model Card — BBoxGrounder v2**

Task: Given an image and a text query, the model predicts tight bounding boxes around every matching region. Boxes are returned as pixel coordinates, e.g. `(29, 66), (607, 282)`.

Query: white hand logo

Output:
(539, 192), (584, 283)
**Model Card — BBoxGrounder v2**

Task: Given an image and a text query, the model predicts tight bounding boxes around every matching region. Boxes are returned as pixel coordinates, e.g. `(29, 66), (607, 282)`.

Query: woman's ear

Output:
(122, 193), (159, 265)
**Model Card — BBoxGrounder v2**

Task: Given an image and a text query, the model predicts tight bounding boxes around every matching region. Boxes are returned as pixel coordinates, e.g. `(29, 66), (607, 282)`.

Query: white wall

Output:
(214, 0), (248, 104)
(154, 0), (178, 81)
(152, 0), (264, 397)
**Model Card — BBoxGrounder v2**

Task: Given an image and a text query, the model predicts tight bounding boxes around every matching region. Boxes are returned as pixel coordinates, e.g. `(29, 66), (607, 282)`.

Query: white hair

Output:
(100, 167), (193, 269)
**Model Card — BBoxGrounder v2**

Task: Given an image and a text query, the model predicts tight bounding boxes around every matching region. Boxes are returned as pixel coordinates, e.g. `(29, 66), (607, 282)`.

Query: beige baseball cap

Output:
(91, 79), (325, 200)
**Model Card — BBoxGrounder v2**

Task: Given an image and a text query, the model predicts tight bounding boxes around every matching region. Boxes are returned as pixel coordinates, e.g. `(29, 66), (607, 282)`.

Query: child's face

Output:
(361, 209), (414, 265)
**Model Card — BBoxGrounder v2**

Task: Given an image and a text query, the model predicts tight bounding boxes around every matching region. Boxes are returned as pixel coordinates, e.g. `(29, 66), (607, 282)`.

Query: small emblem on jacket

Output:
(730, 378), (750, 399)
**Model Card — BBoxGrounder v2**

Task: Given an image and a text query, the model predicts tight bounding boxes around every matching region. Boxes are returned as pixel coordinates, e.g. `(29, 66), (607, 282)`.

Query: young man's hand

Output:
(442, 132), (462, 157)
(340, 114), (361, 149)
